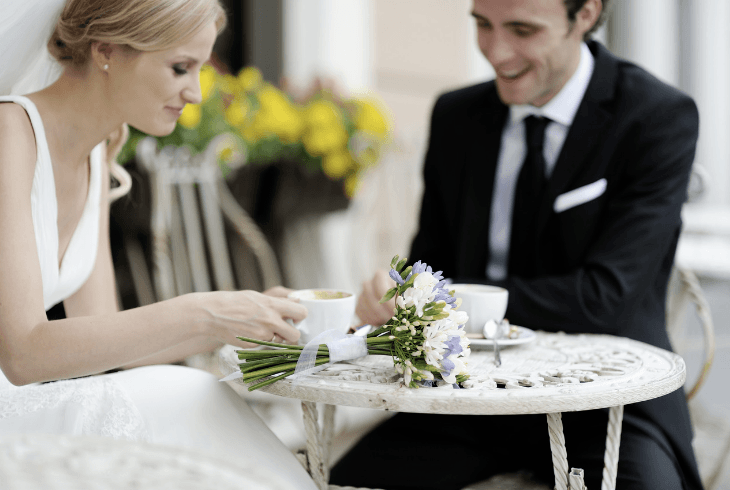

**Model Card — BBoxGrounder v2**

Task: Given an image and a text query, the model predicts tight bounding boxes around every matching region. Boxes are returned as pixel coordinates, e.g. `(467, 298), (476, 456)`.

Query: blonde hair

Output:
(49, 0), (226, 66)
(48, 0), (227, 201)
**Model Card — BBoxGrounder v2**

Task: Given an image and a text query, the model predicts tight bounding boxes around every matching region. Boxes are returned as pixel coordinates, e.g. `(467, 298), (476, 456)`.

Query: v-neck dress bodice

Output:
(0, 95), (102, 310)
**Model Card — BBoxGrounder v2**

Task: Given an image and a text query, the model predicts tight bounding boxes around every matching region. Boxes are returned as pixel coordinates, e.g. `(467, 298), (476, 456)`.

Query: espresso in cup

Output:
(449, 284), (508, 335)
(288, 289), (356, 344)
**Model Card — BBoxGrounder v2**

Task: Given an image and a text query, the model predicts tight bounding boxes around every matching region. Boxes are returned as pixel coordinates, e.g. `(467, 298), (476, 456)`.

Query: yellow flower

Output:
(220, 74), (239, 95)
(200, 65), (216, 102)
(275, 107), (305, 143)
(225, 98), (249, 127)
(249, 86), (305, 143)
(257, 85), (291, 112)
(238, 67), (263, 92)
(322, 150), (353, 179)
(354, 98), (391, 139)
(304, 99), (341, 128)
(240, 124), (258, 142)
(178, 104), (202, 129)
(302, 125), (348, 156)
(344, 174), (360, 198)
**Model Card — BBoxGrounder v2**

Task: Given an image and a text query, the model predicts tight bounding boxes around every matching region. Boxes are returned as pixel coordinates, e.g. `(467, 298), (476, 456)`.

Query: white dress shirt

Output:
(487, 42), (595, 281)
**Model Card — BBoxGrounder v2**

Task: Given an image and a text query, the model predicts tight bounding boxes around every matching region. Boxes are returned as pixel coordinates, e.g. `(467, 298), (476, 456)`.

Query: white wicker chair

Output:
(666, 267), (729, 490)
(134, 135), (282, 300)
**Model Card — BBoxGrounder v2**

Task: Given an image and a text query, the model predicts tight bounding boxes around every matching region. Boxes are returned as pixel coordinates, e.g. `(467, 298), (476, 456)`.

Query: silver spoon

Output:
(483, 319), (501, 367)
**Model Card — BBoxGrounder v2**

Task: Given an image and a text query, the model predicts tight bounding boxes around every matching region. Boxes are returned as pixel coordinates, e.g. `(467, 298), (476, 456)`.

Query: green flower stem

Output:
(236, 337), (302, 349)
(367, 326), (391, 338)
(242, 357), (330, 380)
(241, 358), (297, 373)
(237, 348), (319, 359)
(365, 336), (395, 344)
(247, 369), (296, 392)
(237, 354), (293, 363)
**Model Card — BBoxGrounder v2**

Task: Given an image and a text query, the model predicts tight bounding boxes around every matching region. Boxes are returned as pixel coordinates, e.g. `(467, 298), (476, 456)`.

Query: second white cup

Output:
(287, 289), (356, 344)
(450, 284), (509, 335)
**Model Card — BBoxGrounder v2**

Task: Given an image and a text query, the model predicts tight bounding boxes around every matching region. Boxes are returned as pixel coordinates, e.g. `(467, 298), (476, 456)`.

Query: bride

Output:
(0, 0), (317, 487)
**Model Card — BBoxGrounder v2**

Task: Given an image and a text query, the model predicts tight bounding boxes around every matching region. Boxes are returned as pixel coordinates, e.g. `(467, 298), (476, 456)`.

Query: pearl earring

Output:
(103, 64), (109, 71)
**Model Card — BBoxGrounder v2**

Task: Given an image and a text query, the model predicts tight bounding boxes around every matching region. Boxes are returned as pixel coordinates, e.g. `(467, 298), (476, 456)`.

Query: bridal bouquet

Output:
(234, 255), (471, 391)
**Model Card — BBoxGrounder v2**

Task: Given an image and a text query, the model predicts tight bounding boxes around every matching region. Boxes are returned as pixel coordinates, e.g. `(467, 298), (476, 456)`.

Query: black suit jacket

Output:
(410, 41), (702, 489)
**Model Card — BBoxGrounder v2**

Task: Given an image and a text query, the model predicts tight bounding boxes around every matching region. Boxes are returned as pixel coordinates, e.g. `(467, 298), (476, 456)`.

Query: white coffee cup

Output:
(287, 289), (356, 344)
(449, 284), (509, 335)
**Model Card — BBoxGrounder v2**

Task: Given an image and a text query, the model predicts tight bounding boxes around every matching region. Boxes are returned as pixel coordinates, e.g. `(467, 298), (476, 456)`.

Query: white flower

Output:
(449, 309), (468, 326)
(413, 271), (437, 294)
(399, 285), (435, 317)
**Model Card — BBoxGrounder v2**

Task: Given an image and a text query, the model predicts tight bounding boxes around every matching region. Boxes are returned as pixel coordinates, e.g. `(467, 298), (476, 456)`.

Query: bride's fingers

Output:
(268, 296), (308, 323)
(271, 318), (301, 343)
(262, 286), (294, 298)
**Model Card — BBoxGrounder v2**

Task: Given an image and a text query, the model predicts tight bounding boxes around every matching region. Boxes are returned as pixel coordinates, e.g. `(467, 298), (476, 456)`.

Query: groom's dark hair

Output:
(564, 0), (612, 40)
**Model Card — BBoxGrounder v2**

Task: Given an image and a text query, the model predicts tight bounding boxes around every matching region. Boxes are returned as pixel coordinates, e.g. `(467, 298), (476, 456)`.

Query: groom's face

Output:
(472, 0), (591, 107)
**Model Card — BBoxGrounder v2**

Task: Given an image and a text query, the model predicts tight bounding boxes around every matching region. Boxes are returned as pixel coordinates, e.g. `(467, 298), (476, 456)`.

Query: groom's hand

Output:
(356, 269), (396, 326)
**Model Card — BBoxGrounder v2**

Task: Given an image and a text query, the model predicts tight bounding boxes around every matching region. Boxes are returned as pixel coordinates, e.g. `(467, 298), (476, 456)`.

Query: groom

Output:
(332, 0), (703, 489)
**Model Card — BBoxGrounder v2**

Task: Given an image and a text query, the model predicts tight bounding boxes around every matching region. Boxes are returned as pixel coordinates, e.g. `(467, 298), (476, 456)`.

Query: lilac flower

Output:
(389, 268), (404, 285)
(443, 335), (463, 358)
(433, 290), (457, 306)
(411, 261), (427, 274)
(441, 357), (455, 373)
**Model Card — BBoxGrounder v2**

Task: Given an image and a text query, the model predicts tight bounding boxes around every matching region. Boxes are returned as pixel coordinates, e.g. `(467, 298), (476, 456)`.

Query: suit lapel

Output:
(536, 41), (618, 231)
(457, 85), (508, 278)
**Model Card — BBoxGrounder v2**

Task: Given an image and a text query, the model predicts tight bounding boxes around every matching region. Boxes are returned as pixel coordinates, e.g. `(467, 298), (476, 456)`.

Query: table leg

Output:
(600, 405), (624, 490)
(546, 412), (570, 490)
(322, 403), (336, 467)
(301, 401), (336, 490)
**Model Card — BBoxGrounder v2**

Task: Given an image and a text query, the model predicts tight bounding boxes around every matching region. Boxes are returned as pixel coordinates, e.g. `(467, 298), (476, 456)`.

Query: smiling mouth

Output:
(166, 106), (184, 116)
(498, 67), (530, 81)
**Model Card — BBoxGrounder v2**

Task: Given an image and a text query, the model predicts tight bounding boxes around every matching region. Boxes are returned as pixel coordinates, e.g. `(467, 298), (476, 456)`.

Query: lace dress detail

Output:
(0, 378), (149, 441)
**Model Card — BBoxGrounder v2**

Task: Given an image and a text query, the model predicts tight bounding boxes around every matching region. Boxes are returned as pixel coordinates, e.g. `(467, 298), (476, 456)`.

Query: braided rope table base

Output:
(223, 332), (686, 490)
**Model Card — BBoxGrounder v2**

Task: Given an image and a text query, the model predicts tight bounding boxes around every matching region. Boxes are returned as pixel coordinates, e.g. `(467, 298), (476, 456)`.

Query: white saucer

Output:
(468, 326), (536, 348)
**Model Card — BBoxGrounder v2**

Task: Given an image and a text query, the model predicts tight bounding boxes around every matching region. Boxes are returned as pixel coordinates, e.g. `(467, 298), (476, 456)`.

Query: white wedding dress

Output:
(0, 95), (317, 490)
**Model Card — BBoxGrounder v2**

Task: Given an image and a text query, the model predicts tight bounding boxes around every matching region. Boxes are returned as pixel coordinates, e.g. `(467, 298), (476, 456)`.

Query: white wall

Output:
(283, 0), (373, 95)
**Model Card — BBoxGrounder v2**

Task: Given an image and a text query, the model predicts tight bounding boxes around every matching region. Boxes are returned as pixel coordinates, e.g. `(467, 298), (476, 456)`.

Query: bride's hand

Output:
(262, 286), (295, 298)
(192, 290), (306, 347)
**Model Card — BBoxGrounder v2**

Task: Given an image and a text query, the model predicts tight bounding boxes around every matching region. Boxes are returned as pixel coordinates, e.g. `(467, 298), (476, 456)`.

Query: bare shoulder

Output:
(0, 103), (37, 191)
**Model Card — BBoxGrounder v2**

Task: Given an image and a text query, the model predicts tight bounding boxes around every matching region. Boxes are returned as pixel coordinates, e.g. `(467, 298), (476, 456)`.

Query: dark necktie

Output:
(508, 115), (550, 277)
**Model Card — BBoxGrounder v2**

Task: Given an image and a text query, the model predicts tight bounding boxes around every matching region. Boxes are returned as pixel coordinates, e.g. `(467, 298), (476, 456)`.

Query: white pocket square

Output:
(553, 178), (607, 213)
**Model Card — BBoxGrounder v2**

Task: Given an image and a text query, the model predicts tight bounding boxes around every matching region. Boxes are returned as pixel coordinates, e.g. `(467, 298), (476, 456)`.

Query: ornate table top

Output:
(0, 433), (290, 490)
(223, 332), (686, 415)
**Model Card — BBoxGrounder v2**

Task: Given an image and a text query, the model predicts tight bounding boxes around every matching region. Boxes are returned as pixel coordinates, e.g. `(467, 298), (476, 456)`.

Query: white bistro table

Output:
(223, 332), (686, 490)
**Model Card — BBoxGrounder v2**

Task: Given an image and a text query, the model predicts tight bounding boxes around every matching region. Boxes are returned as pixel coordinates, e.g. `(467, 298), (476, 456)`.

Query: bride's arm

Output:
(62, 150), (220, 367)
(0, 112), (304, 386)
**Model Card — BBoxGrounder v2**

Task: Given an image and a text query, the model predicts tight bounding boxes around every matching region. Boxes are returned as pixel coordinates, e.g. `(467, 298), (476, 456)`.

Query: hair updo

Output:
(48, 0), (227, 201)
(48, 0), (227, 67)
